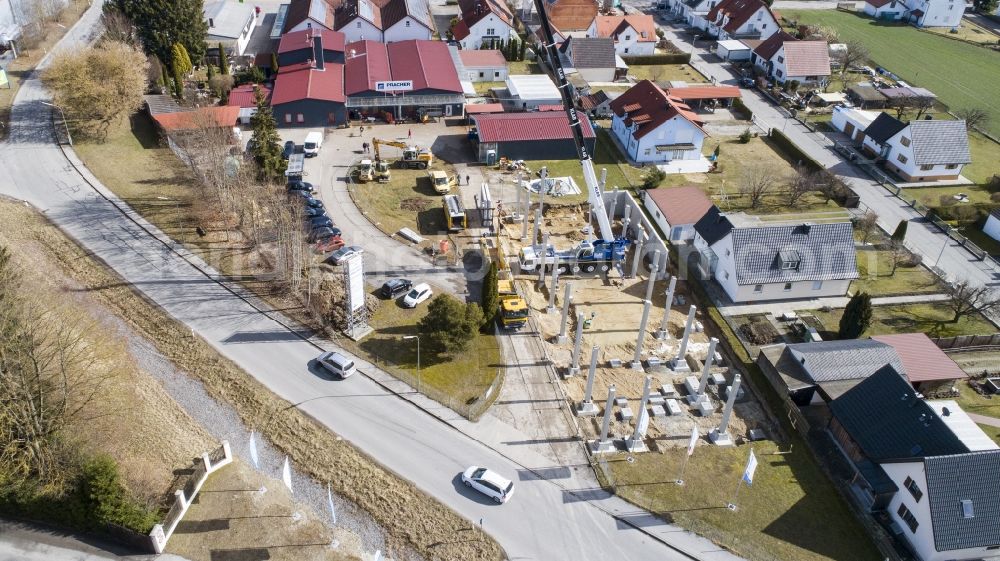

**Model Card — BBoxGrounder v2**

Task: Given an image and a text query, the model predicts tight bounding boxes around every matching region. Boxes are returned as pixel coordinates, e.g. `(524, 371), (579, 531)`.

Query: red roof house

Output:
(471, 111), (594, 162)
(609, 80), (709, 165)
(344, 39), (462, 96)
(643, 186), (714, 241)
(706, 0), (778, 40)
(872, 333), (968, 387)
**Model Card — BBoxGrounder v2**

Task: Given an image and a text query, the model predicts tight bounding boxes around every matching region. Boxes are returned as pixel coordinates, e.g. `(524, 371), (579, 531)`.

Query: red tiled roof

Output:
(546, 0), (598, 31)
(455, 0), (514, 38)
(278, 28), (346, 54)
(752, 30), (794, 60)
(783, 40), (831, 77)
(465, 103), (504, 114)
(579, 90), (609, 110)
(344, 40), (462, 96)
(153, 106), (241, 131)
(609, 80), (706, 140)
(590, 15), (657, 43)
(866, 0), (895, 7)
(645, 186), (714, 227)
(872, 333), (969, 383)
(537, 104), (564, 112)
(227, 84), (272, 108)
(271, 63), (346, 105)
(451, 19), (471, 40)
(707, 0), (773, 34)
(534, 23), (565, 44)
(458, 49), (507, 68)
(473, 111), (595, 143)
(665, 85), (741, 100)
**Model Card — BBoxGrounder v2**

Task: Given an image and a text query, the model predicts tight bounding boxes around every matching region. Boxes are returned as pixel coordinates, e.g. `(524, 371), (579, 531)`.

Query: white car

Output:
(462, 466), (514, 504)
(315, 351), (356, 379)
(402, 283), (432, 308)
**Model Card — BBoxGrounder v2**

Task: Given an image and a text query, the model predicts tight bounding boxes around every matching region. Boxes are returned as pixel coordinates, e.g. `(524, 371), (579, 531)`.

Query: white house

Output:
(204, 0), (258, 56)
(705, 0), (778, 41)
(984, 210), (1000, 243)
(609, 80), (708, 167)
(863, 0), (907, 19)
(751, 32), (831, 85)
(716, 39), (751, 61)
(283, 0), (336, 34)
(831, 105), (880, 142)
(586, 14), (658, 56)
(666, 0), (719, 31)
(458, 49), (508, 82)
(643, 186), (714, 242)
(452, 0), (517, 50)
(692, 207), (858, 302)
(559, 36), (621, 83)
(862, 0), (963, 27)
(334, 0), (434, 43)
(861, 114), (971, 182)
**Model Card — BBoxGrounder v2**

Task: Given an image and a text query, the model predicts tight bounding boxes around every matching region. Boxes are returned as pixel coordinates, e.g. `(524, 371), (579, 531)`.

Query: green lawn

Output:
(626, 64), (706, 84)
(781, 9), (1000, 138)
(954, 380), (1000, 419)
(606, 441), (881, 561)
(851, 249), (941, 296)
(473, 81), (505, 95)
(507, 60), (542, 75)
(811, 303), (996, 339)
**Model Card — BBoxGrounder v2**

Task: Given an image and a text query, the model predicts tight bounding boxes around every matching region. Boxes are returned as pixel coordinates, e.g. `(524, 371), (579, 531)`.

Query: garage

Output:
(470, 111), (595, 164)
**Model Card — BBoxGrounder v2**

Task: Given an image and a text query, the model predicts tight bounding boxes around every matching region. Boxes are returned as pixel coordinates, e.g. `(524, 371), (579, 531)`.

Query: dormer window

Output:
(780, 249), (800, 270)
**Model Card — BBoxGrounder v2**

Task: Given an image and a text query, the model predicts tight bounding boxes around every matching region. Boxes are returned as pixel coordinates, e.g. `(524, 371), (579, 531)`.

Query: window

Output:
(946, 164), (958, 169)
(776, 69), (783, 78)
(486, 27), (495, 34)
(754, 284), (763, 293)
(897, 153), (908, 164)
(904, 477), (923, 502)
(479, 71), (485, 78)
(624, 47), (629, 53)
(494, 71), (500, 78)
(756, 11), (762, 19)
(644, 148), (651, 155)
(777, 56), (784, 64)
(920, 164), (933, 171)
(897, 503), (919, 533)
(783, 282), (793, 291)
(296, 114), (304, 123)
(725, 248), (731, 256)
(405, 20), (411, 26)
(625, 34), (631, 40)
(812, 280), (823, 290)
(357, 21), (361, 28)
(900, 136), (911, 146)
(285, 113), (292, 123)
(724, 271), (730, 279)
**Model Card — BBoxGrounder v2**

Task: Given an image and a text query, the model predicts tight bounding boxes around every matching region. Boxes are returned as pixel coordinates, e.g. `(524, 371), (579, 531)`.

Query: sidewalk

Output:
(716, 293), (948, 316)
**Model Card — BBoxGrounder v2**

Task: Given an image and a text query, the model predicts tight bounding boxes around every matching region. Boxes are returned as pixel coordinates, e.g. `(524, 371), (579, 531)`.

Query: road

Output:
(636, 2), (1000, 296)
(0, 521), (191, 561)
(0, 3), (743, 561)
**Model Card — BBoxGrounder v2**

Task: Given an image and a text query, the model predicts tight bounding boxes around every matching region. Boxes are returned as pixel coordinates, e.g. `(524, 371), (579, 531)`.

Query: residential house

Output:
(204, 0), (258, 56)
(751, 31), (830, 85)
(276, 27), (346, 67)
(458, 49), (508, 82)
(505, 74), (562, 110)
(862, 0), (963, 27)
(666, 0), (719, 31)
(452, 0), (517, 50)
(333, 0), (434, 43)
(831, 105), (880, 142)
(578, 90), (612, 117)
(609, 80), (708, 167)
(862, 114), (971, 182)
(471, 111), (595, 163)
(863, 0), (907, 20)
(643, 186), (714, 242)
(283, 0), (337, 33)
(983, 209), (1000, 243)
(271, 59), (347, 126)
(705, 0), (778, 41)
(545, 0), (599, 32)
(227, 84), (272, 124)
(586, 14), (658, 56)
(558, 36), (622, 83)
(692, 207), (857, 302)
(847, 83), (889, 109)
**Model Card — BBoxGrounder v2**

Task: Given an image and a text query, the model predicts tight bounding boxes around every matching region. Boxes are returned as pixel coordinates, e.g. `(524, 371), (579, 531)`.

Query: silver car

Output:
(315, 351), (356, 379)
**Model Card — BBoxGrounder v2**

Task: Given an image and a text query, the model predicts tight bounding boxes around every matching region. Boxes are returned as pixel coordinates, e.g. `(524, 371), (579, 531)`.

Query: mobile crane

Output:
(516, 0), (629, 273)
(373, 138), (435, 169)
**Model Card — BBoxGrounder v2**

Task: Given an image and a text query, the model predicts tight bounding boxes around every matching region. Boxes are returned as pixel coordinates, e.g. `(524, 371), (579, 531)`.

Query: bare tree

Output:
(913, 97), (934, 120)
(837, 40), (869, 77)
(100, 9), (139, 47)
(955, 108), (990, 131)
(815, 170), (848, 204)
(787, 166), (814, 207)
(739, 164), (779, 209)
(856, 211), (879, 244)
(944, 279), (1000, 323)
(888, 240), (910, 275)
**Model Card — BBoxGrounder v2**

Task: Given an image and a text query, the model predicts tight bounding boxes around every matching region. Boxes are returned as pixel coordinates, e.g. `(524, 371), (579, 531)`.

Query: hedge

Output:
(732, 97), (753, 120)
(767, 128), (823, 173)
(621, 53), (692, 65)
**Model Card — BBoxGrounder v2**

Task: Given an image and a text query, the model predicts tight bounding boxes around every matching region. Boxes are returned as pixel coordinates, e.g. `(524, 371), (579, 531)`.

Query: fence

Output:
(149, 441), (234, 554)
(933, 333), (1000, 351)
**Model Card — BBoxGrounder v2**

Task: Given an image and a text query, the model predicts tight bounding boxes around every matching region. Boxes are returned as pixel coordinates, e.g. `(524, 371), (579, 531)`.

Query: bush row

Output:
(767, 128), (823, 173)
(622, 53), (692, 65)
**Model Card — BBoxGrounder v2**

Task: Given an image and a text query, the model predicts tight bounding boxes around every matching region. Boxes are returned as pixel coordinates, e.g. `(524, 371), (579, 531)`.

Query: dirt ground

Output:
(502, 205), (774, 449)
(0, 197), (502, 561)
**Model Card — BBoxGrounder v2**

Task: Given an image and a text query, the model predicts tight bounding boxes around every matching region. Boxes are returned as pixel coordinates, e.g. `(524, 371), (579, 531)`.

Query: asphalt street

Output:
(0, 2), (743, 560)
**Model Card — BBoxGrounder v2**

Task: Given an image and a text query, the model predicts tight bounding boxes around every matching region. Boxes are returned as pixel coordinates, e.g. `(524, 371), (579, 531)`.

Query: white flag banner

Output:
(373, 550), (382, 561)
(686, 426), (699, 457)
(742, 449), (758, 486)
(281, 456), (293, 494)
(248, 431), (259, 470)
(327, 483), (337, 525)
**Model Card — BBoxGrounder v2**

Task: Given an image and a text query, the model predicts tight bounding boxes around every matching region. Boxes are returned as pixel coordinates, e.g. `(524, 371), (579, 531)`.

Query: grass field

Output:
(955, 379), (1000, 419)
(347, 163), (459, 244)
(781, 9), (1000, 138)
(811, 303), (995, 339)
(606, 441), (881, 561)
(851, 249), (941, 296)
(627, 64), (707, 84)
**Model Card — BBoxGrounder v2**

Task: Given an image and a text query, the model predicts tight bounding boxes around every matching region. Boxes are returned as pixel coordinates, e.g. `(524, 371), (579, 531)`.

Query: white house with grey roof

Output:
(204, 0), (258, 56)
(861, 113), (972, 182)
(558, 36), (623, 83)
(692, 206), (857, 302)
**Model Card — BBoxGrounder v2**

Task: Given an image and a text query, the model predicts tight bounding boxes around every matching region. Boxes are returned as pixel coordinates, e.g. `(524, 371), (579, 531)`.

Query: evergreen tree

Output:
(171, 43), (192, 75)
(480, 261), (499, 329)
(159, 61), (169, 90)
(219, 42), (229, 75)
(270, 52), (279, 75)
(891, 220), (908, 243)
(518, 38), (527, 61)
(418, 295), (482, 354)
(206, 58), (214, 81)
(171, 61), (184, 97)
(838, 292), (873, 339)
(249, 86), (287, 182)
(112, 0), (207, 67)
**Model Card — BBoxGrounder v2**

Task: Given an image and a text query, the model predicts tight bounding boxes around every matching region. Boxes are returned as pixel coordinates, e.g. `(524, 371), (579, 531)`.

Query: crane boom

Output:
(532, 0), (615, 242)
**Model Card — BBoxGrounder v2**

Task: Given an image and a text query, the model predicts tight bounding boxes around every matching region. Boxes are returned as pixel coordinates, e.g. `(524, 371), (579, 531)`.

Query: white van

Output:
(303, 131), (323, 157)
(315, 351), (356, 379)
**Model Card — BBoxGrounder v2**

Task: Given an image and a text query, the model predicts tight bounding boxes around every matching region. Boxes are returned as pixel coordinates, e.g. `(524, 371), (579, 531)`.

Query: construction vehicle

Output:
(443, 194), (466, 231)
(428, 170), (456, 194)
(517, 0), (628, 273)
(373, 160), (391, 182)
(481, 235), (529, 330)
(355, 159), (374, 182)
(373, 138), (434, 169)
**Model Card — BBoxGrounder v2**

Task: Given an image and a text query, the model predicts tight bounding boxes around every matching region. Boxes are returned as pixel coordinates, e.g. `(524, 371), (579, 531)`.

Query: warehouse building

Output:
(471, 111), (594, 163)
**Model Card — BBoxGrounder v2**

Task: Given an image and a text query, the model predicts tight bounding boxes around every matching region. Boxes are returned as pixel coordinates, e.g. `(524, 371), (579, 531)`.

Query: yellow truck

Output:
(481, 236), (529, 330)
(428, 170), (456, 194)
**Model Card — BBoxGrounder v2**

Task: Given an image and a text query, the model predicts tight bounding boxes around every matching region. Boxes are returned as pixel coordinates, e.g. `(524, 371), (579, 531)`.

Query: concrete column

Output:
(656, 276), (677, 340)
(607, 188), (619, 223)
(672, 305), (697, 372)
(556, 282), (573, 343)
(591, 385), (616, 453)
(711, 374), (741, 446)
(569, 312), (584, 376)
(626, 376), (652, 452)
(537, 232), (549, 286)
(520, 179), (530, 239)
(628, 233), (646, 279)
(631, 300), (652, 371)
(538, 167), (548, 210)
(547, 255), (560, 312)
(578, 346), (600, 416)
(690, 337), (719, 404)
(645, 250), (663, 302)
(621, 205), (632, 240)
(532, 191), (543, 244)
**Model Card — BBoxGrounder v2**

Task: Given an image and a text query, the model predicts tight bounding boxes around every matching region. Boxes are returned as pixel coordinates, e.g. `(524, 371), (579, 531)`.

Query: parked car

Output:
(309, 216), (334, 229)
(402, 283), (432, 308)
(739, 76), (755, 88)
(314, 236), (345, 253)
(308, 226), (341, 243)
(304, 206), (326, 217)
(303, 131), (323, 157)
(282, 141), (296, 160)
(301, 196), (325, 209)
(287, 179), (315, 194)
(379, 278), (412, 299)
(461, 466), (514, 504)
(315, 351), (356, 379)
(325, 245), (363, 265)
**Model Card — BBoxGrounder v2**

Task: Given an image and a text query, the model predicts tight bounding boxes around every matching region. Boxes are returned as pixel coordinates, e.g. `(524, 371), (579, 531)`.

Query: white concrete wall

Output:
(863, 0), (906, 19)
(459, 15), (515, 49)
(715, 7), (778, 40)
(731, 278), (852, 302)
(586, 21), (656, 56)
(577, 66), (615, 83)
(384, 16), (433, 42)
(466, 65), (508, 82)
(288, 16), (334, 33)
(341, 18), (383, 43)
(718, 44), (750, 61)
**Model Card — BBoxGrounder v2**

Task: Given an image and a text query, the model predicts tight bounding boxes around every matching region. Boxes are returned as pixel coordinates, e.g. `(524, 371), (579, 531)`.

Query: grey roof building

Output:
(908, 119), (972, 166)
(923, 451), (1000, 552)
(863, 112), (907, 145)
(558, 37), (623, 83)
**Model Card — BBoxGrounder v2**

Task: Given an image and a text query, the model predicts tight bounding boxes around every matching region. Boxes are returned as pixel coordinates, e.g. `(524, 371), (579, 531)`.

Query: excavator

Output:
(517, 0), (629, 273)
(372, 138), (435, 169)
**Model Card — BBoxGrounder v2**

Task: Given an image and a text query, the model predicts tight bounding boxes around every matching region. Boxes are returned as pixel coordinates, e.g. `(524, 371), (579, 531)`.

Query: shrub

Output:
(642, 167), (666, 189)
(81, 455), (159, 532)
(732, 97), (753, 120)
(740, 320), (778, 345)
(234, 66), (265, 86)
(621, 53), (691, 65)
(738, 128), (753, 144)
(990, 191), (1000, 203)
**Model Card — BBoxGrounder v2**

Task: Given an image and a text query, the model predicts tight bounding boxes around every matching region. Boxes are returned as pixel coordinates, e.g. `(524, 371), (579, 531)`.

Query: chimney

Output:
(208, 18), (215, 28)
(313, 33), (325, 71)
